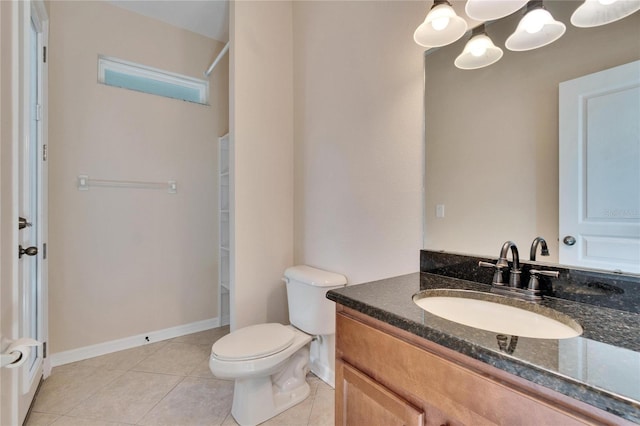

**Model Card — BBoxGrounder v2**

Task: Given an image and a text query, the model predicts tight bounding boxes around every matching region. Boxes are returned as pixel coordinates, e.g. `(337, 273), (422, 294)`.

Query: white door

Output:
(559, 60), (640, 273)
(1, 1), (48, 424)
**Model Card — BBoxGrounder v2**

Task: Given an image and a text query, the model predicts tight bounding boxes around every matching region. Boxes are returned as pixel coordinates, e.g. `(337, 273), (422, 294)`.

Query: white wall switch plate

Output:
(78, 175), (89, 191)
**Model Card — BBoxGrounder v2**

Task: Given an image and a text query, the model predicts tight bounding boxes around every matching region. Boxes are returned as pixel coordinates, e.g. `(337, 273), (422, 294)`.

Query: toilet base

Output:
(231, 377), (310, 425)
(230, 346), (311, 425)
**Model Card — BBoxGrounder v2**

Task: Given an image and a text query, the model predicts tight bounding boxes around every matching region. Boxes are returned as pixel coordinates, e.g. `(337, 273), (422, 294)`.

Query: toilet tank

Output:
(284, 265), (347, 335)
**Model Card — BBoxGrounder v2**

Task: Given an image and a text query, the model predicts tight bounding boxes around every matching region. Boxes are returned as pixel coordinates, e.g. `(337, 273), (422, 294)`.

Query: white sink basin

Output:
(413, 290), (582, 339)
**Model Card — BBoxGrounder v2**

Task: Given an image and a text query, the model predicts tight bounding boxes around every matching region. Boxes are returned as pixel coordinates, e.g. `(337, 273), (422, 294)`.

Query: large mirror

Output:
(423, 1), (640, 270)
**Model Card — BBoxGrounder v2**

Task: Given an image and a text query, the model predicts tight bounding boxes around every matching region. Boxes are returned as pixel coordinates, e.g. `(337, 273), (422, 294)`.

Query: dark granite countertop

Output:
(327, 272), (640, 423)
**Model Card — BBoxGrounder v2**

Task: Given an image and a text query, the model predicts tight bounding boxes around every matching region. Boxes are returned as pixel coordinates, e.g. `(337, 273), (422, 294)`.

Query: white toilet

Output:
(209, 265), (347, 426)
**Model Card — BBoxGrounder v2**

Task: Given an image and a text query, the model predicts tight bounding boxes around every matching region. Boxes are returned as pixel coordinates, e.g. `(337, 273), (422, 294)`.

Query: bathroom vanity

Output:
(327, 251), (640, 425)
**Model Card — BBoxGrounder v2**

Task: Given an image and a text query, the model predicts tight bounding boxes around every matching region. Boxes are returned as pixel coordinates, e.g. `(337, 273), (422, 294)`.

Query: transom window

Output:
(98, 55), (209, 105)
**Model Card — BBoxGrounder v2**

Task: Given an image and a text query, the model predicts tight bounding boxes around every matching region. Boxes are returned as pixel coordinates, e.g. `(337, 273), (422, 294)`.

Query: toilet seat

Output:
(212, 323), (295, 361)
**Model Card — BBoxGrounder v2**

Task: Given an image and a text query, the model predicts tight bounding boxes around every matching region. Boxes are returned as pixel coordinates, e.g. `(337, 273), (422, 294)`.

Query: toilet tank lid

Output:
(284, 265), (347, 287)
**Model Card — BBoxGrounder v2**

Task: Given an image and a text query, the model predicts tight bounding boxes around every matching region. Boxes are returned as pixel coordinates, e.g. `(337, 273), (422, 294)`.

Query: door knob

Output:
(563, 236), (576, 246)
(18, 217), (32, 230)
(19, 245), (38, 259)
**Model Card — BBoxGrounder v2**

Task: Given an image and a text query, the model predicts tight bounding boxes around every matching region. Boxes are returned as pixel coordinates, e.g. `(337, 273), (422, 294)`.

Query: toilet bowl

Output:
(209, 265), (347, 426)
(210, 323), (311, 379)
(210, 323), (312, 425)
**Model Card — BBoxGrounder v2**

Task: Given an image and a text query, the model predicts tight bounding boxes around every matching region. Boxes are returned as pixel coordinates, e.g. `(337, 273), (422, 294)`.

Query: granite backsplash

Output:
(420, 250), (640, 314)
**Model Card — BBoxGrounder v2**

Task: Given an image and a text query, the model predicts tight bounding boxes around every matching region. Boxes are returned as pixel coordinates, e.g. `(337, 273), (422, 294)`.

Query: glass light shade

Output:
(571, 0), (640, 27)
(465, 0), (528, 20)
(505, 7), (566, 51)
(414, 3), (468, 47)
(455, 33), (504, 70)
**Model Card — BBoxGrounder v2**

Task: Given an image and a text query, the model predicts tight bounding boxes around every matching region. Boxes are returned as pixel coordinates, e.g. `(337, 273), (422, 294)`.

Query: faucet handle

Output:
(527, 269), (559, 296)
(529, 269), (560, 278)
(478, 261), (506, 286)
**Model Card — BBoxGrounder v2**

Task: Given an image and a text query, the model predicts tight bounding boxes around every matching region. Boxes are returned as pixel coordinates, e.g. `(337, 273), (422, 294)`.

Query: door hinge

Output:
(43, 46), (47, 63)
(43, 243), (47, 260)
(36, 103), (42, 121)
(43, 342), (47, 358)
(43, 144), (47, 162)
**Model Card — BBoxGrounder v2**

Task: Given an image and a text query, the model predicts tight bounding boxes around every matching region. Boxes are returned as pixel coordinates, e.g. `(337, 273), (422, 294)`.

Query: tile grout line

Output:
(134, 374), (189, 425)
(305, 390), (317, 426)
(29, 329), (246, 426)
(49, 367), (129, 417)
(54, 340), (170, 420)
(129, 336), (219, 423)
(27, 329), (228, 426)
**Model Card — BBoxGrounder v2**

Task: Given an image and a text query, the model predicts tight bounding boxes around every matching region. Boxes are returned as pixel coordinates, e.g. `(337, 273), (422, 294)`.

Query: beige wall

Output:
(49, 0), (425, 350)
(424, 3), (640, 261)
(49, 1), (228, 353)
(292, 1), (425, 285)
(230, 1), (294, 329)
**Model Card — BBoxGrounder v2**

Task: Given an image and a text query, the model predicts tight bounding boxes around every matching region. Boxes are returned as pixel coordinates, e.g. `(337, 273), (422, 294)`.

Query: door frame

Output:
(18, 0), (50, 412)
(0, 1), (49, 424)
(29, 0), (49, 382)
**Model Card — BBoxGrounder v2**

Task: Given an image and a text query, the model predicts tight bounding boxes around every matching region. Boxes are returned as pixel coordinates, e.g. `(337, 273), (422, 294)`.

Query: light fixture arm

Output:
(526, 0), (545, 13)
(470, 25), (486, 38)
(433, 0), (451, 8)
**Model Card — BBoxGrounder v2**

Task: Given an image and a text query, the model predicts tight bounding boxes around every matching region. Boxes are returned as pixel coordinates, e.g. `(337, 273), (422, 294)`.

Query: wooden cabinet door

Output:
(336, 359), (424, 426)
(336, 307), (632, 426)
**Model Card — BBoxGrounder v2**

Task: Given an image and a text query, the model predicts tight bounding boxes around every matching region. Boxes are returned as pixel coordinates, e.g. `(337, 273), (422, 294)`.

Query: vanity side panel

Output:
(336, 307), (620, 426)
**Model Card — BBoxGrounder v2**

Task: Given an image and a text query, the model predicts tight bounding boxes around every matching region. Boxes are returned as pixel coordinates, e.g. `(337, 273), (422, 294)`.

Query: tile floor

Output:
(25, 327), (334, 426)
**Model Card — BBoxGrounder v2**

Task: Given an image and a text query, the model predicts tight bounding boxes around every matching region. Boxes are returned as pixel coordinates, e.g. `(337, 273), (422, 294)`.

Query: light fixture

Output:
(465, 0), (528, 21)
(571, 0), (640, 27)
(414, 0), (468, 48)
(455, 25), (504, 70)
(505, 0), (566, 51)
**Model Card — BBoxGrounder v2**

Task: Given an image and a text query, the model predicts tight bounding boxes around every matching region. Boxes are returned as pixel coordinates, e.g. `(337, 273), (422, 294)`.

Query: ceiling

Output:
(105, 0), (480, 46)
(107, 0), (229, 42)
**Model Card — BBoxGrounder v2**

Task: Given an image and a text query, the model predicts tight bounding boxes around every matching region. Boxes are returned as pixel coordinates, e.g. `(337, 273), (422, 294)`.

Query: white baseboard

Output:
(220, 315), (230, 327)
(50, 317), (220, 367)
(43, 357), (52, 379)
(310, 360), (335, 389)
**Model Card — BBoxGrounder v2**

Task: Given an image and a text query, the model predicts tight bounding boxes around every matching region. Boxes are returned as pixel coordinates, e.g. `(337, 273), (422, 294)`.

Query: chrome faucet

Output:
(530, 237), (550, 261)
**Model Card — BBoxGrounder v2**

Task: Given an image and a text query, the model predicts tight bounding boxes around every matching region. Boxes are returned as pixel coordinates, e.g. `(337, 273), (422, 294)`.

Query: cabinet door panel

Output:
(337, 359), (424, 426)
